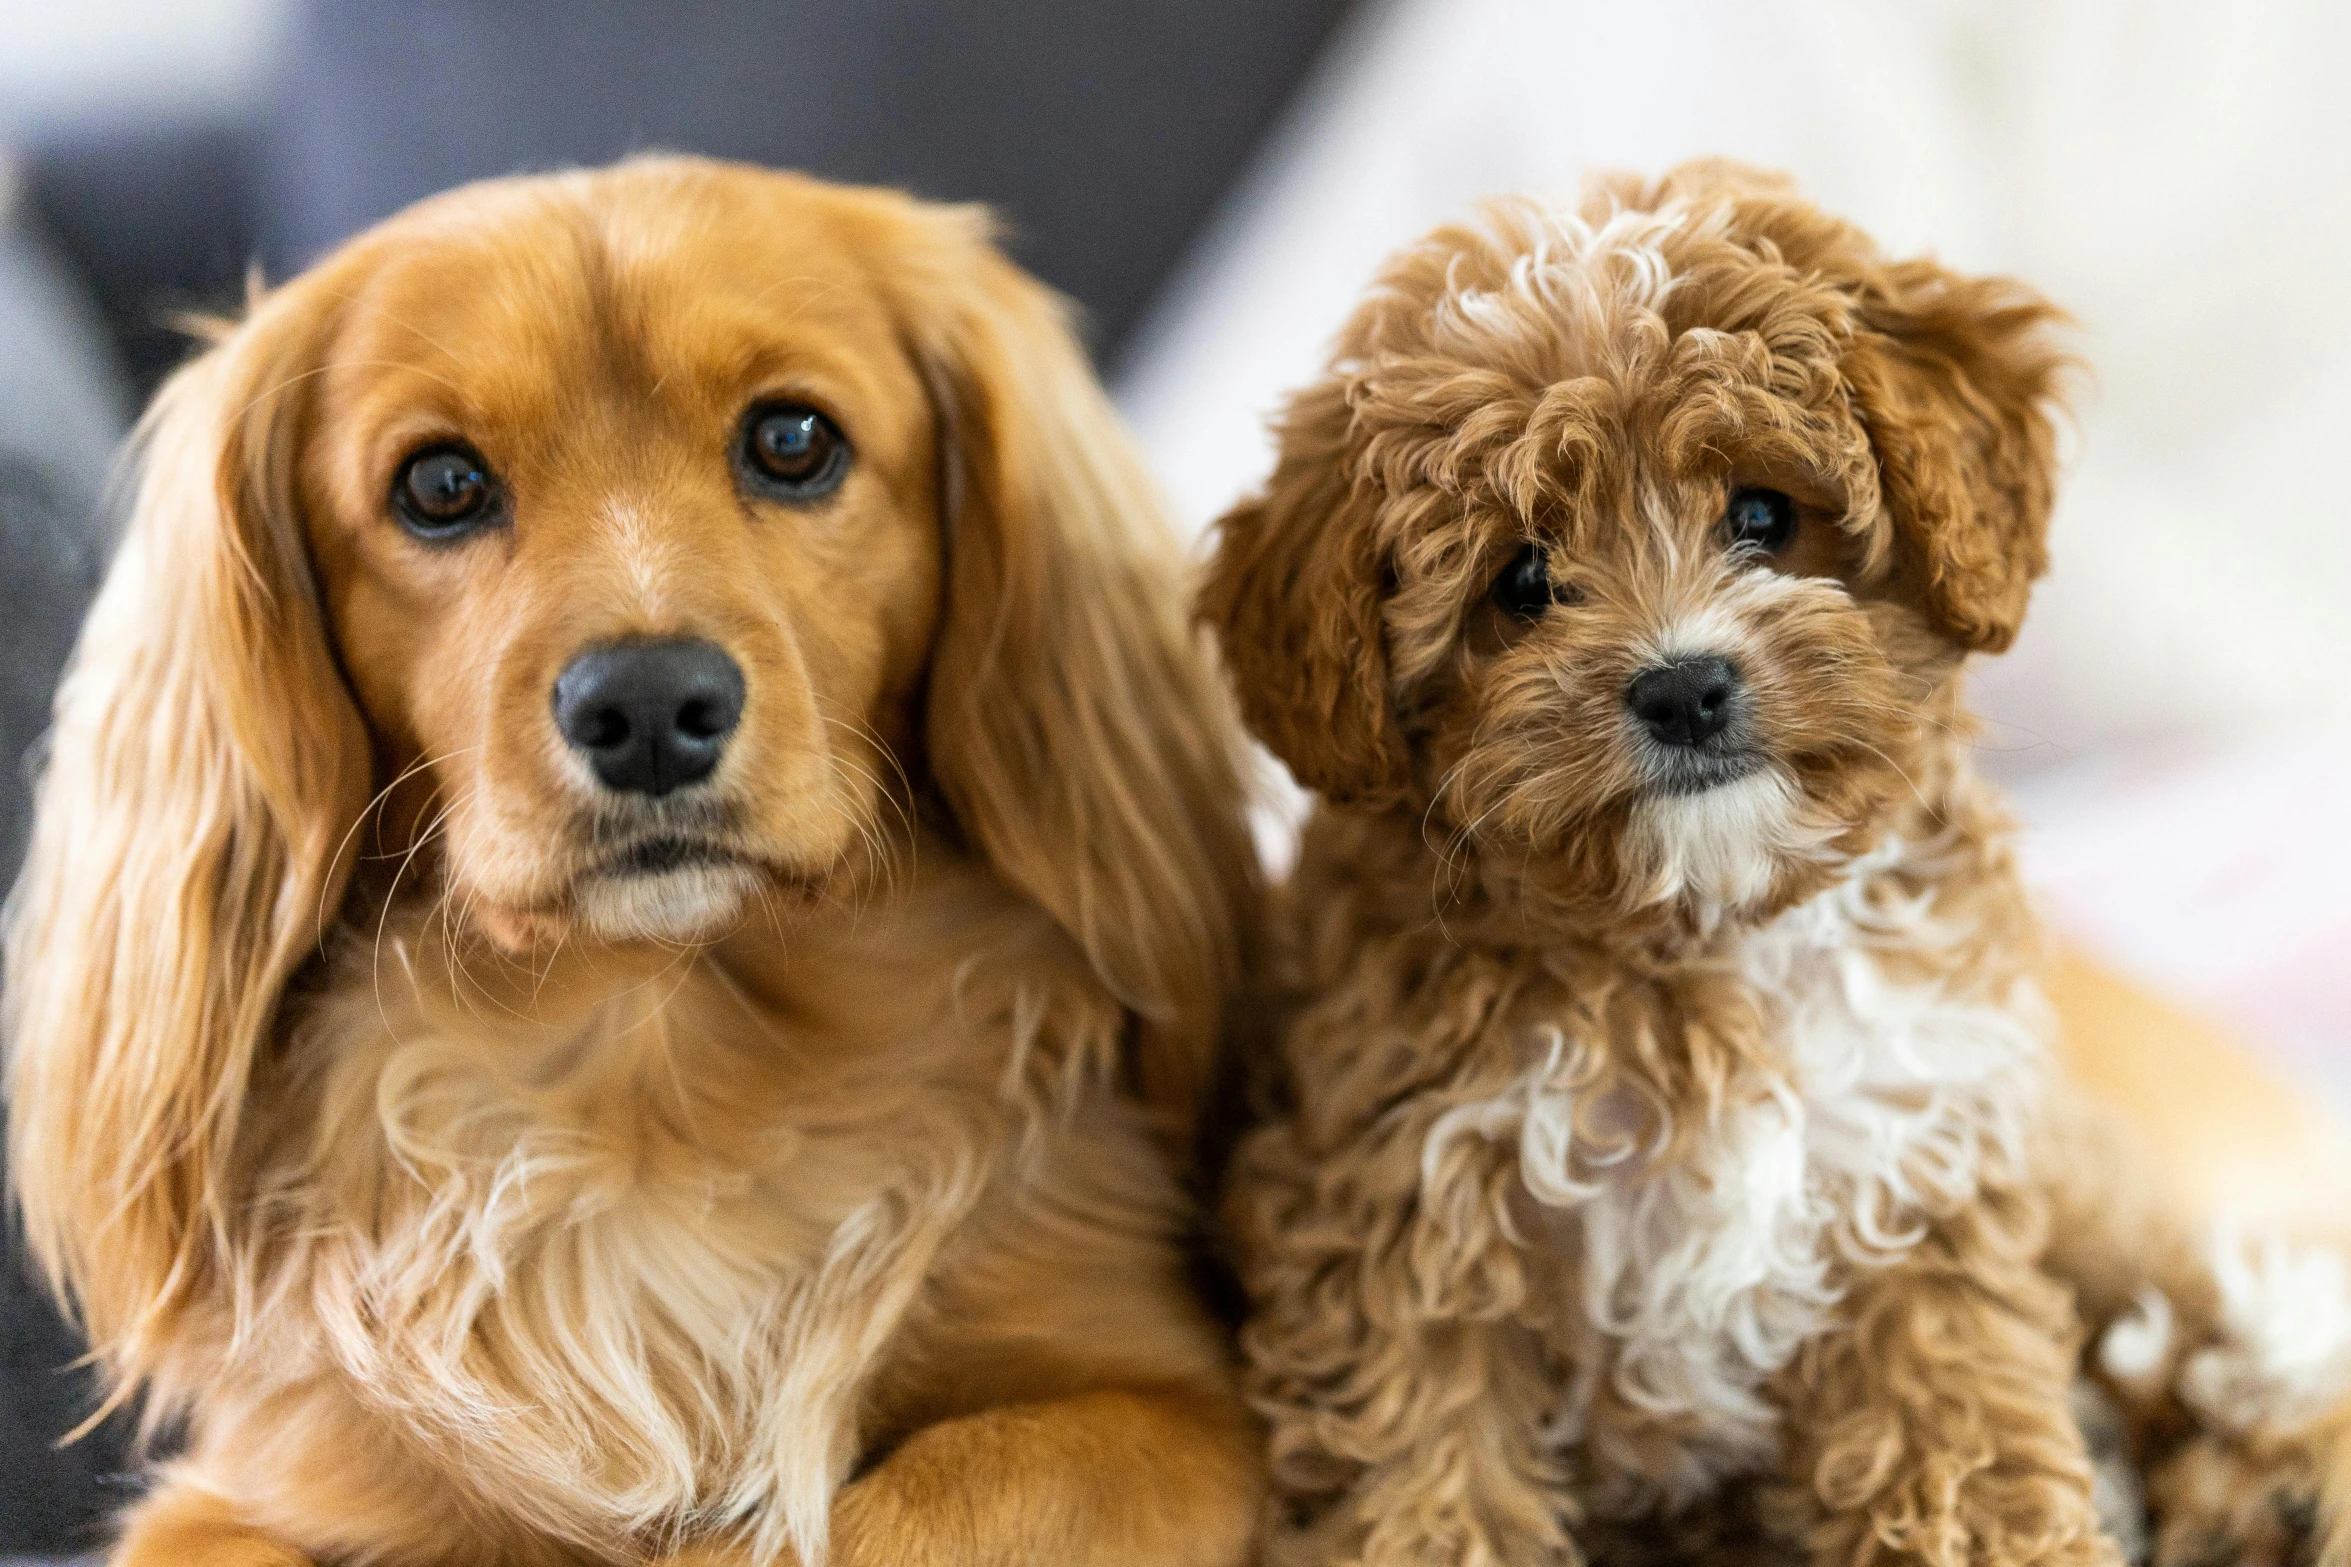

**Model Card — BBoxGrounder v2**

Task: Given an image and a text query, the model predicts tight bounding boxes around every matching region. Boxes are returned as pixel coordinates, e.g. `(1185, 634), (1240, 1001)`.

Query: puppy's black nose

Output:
(553, 639), (745, 797)
(1627, 656), (1739, 748)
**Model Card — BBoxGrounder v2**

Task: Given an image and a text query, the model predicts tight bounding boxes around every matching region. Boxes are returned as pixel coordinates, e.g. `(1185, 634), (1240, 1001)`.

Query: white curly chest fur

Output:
(1427, 839), (2048, 1511)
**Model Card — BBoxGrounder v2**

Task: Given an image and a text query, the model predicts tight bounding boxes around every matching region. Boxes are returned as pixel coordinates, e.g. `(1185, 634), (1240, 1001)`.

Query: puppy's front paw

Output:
(2144, 1435), (2320, 1567)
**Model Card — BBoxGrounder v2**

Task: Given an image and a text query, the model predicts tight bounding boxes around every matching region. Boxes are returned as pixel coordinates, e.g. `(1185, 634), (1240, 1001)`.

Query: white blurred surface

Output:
(2014, 732), (2351, 1105)
(0, 0), (285, 125)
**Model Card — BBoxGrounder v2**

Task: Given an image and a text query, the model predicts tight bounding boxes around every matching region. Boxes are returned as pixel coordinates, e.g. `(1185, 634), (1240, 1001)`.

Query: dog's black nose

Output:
(1626, 656), (1739, 748)
(553, 639), (745, 796)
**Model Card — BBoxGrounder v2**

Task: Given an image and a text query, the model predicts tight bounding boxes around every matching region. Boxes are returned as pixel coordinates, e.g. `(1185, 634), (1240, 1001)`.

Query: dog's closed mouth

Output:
(1649, 748), (1766, 797)
(598, 835), (744, 878)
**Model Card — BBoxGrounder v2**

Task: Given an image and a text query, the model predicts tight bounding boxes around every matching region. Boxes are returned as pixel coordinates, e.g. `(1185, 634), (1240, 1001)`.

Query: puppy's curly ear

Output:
(1650, 167), (2071, 654)
(1842, 262), (2070, 653)
(884, 202), (1257, 1149)
(1198, 380), (1408, 807)
(3, 278), (369, 1396)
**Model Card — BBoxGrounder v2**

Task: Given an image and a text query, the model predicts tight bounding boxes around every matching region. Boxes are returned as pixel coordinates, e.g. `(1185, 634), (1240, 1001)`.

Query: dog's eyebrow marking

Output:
(1645, 602), (1750, 668)
(600, 497), (681, 618)
(1645, 570), (1809, 665)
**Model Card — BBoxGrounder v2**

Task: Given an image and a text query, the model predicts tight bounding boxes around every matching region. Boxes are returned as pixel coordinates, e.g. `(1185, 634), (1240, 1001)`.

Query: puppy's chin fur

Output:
(574, 862), (761, 944)
(1621, 768), (1840, 926)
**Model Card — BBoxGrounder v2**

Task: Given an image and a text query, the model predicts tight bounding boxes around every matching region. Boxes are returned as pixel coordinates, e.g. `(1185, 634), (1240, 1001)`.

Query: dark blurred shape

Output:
(24, 0), (1357, 398)
(0, 1240), (135, 1551)
(0, 202), (136, 1557)
(19, 114), (261, 394)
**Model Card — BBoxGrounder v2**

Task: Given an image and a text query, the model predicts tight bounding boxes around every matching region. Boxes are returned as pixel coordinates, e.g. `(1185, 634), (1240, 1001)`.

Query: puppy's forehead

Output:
(1358, 202), (1861, 550)
(320, 177), (922, 463)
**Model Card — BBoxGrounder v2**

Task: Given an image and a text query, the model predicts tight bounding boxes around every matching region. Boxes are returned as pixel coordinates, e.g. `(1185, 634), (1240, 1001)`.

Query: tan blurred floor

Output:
(2051, 948), (2351, 1245)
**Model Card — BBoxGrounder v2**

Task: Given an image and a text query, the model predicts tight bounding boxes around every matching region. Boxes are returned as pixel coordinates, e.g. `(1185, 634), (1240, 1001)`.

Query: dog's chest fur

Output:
(1442, 840), (2047, 1511)
(243, 903), (1112, 1563)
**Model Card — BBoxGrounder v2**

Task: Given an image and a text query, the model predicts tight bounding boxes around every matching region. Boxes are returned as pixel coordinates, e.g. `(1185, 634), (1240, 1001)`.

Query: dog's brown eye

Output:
(392, 444), (498, 539)
(741, 402), (850, 499)
(1724, 487), (1797, 553)
(1492, 542), (1566, 620)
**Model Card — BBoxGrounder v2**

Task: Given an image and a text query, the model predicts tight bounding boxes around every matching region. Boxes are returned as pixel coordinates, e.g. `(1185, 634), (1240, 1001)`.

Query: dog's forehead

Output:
(350, 211), (883, 371)
(1354, 210), (1861, 556)
(314, 183), (924, 476)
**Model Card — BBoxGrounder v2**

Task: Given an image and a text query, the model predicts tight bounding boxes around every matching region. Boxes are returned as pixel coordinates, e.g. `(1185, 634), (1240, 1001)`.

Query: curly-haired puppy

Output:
(1201, 161), (2351, 1567)
(5, 158), (1265, 1567)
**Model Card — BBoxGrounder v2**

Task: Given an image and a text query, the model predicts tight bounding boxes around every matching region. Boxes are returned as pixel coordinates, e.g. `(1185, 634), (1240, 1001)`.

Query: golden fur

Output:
(1201, 161), (2350, 1567)
(5, 157), (1265, 1567)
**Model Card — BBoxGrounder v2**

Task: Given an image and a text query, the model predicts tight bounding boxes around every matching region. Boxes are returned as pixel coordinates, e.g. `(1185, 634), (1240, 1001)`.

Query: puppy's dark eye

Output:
(740, 402), (850, 499)
(392, 444), (498, 539)
(1723, 487), (1797, 553)
(1492, 542), (1566, 620)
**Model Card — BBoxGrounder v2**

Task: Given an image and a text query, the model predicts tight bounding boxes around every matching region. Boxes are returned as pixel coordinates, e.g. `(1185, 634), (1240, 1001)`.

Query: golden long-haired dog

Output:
(1201, 161), (2351, 1567)
(5, 157), (1265, 1567)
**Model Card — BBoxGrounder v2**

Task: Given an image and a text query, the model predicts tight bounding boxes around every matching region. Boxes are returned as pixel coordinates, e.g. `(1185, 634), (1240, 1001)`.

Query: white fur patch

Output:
(1643, 600), (1752, 670)
(1639, 565), (1816, 672)
(1425, 836), (2046, 1508)
(601, 498), (682, 619)
(1623, 768), (1838, 926)
(576, 863), (758, 942)
(2178, 1226), (2351, 1434)
(2098, 1289), (2177, 1386)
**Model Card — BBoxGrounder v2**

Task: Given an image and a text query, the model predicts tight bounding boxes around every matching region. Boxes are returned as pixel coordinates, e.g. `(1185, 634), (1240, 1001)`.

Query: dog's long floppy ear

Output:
(887, 207), (1257, 1145)
(1839, 261), (2070, 653)
(1659, 163), (2071, 654)
(3, 278), (369, 1391)
(1197, 377), (1409, 807)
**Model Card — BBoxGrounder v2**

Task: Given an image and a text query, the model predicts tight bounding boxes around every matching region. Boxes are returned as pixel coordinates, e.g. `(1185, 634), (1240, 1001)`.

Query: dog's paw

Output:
(2143, 1434), (2321, 1567)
